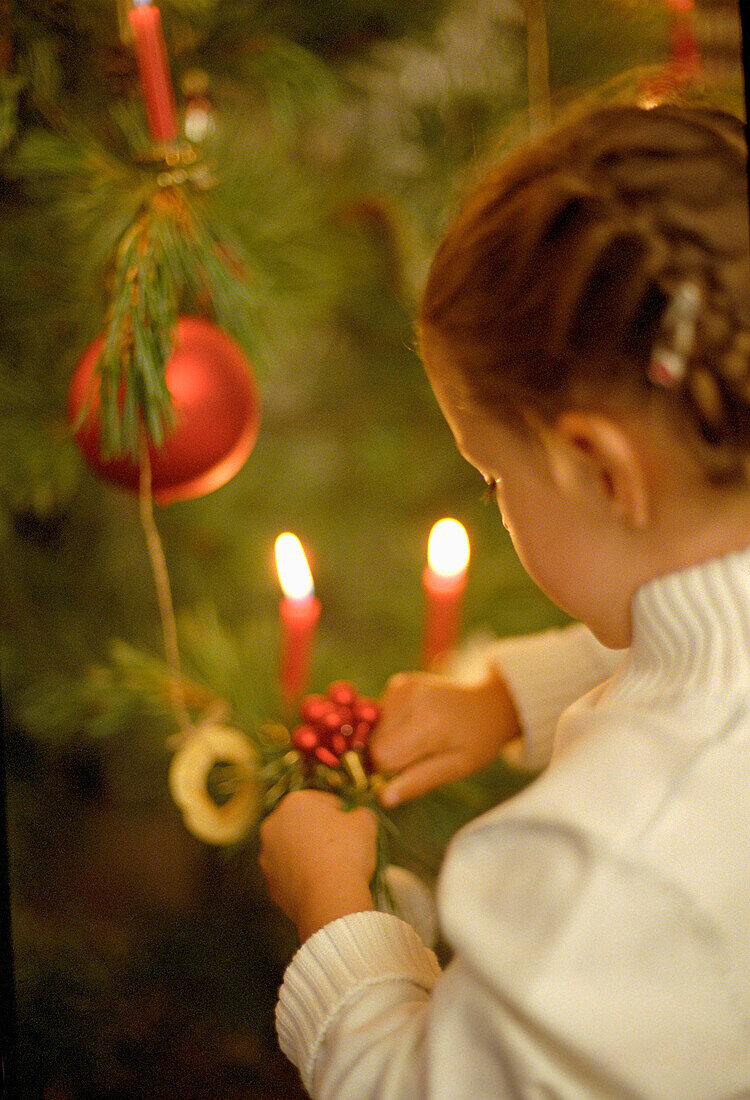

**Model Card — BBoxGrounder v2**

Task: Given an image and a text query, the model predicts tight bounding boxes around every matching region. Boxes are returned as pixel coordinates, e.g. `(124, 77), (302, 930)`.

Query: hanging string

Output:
(138, 427), (193, 734)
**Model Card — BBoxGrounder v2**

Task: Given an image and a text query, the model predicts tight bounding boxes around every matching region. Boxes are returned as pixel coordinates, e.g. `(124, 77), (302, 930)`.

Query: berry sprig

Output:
(167, 680), (436, 941)
(292, 680), (381, 773)
(266, 682), (431, 939)
(169, 680), (385, 843)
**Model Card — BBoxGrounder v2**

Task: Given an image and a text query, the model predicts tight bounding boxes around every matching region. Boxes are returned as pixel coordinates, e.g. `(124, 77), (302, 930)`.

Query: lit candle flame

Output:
(275, 533), (314, 600)
(427, 519), (470, 579)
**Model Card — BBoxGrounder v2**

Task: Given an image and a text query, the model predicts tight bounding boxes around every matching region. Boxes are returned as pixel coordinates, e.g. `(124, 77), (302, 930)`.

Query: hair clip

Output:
(648, 279), (701, 388)
(649, 348), (687, 387)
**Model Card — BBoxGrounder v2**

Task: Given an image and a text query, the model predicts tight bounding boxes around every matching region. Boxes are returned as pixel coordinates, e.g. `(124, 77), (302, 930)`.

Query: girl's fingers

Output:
(379, 672), (420, 714)
(370, 716), (445, 771)
(378, 751), (465, 808)
(380, 671), (441, 720)
(375, 677), (451, 770)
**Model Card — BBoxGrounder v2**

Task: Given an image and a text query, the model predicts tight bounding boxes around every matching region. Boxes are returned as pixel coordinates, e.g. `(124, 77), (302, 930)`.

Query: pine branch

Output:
(10, 84), (351, 456)
(5, 17), (385, 459)
(89, 193), (180, 456)
(72, 172), (270, 458)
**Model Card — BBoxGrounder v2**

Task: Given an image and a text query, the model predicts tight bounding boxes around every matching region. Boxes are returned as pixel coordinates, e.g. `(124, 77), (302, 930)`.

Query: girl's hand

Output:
(370, 670), (521, 808)
(259, 790), (377, 942)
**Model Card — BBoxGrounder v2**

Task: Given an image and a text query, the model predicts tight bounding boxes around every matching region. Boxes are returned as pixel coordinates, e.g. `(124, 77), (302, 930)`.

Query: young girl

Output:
(259, 104), (750, 1099)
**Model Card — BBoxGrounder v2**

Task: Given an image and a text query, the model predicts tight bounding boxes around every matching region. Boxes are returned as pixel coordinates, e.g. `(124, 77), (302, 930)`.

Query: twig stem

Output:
(138, 429), (193, 732)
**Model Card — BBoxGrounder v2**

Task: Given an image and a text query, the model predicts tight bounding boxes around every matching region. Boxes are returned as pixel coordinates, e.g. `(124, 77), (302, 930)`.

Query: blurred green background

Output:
(0, 0), (744, 1095)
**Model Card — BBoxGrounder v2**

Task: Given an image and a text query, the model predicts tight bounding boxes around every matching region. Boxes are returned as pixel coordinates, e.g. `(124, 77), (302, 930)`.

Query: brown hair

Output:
(419, 104), (750, 479)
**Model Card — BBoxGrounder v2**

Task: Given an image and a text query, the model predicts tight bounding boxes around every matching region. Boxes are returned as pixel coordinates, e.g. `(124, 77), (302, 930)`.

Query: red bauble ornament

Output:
(68, 316), (261, 505)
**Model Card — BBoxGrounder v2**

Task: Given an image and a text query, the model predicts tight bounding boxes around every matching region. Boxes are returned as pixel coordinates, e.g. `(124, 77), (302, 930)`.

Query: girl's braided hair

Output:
(419, 104), (750, 481)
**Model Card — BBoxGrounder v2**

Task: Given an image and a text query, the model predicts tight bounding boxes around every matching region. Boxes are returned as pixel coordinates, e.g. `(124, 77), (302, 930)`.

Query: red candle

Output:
(422, 518), (470, 668)
(275, 533), (321, 707)
(128, 0), (179, 144)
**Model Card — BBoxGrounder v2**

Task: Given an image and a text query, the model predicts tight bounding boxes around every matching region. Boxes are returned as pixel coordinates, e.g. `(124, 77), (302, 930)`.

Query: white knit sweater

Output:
(276, 547), (750, 1099)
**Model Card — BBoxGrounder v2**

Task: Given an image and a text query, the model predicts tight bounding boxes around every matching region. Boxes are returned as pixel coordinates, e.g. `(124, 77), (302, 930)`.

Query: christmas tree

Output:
(0, 0), (743, 1095)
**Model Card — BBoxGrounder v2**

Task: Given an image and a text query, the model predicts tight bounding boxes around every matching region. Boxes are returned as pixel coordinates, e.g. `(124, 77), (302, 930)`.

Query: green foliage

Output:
(546, 0), (667, 95)
(0, 72), (24, 153)
(16, 640), (208, 745)
(0, 416), (80, 520)
(1, 0), (685, 807)
(3, 2), (725, 1092)
(5, 0), (410, 463)
(173, 0), (452, 60)
(6, 91), (356, 455)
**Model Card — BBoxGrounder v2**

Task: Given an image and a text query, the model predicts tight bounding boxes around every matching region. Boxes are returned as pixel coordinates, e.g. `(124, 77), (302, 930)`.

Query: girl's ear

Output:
(548, 410), (651, 529)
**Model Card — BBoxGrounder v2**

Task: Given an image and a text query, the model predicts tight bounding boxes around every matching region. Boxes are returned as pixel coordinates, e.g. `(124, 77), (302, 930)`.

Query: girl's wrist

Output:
(295, 876), (375, 942)
(480, 668), (522, 748)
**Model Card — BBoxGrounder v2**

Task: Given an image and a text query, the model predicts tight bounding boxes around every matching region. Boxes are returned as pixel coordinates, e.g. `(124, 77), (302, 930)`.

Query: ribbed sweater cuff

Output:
(276, 911), (441, 1091)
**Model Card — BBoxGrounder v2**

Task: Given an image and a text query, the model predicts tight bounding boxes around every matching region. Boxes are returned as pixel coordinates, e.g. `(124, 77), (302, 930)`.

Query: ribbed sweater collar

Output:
(615, 543), (750, 703)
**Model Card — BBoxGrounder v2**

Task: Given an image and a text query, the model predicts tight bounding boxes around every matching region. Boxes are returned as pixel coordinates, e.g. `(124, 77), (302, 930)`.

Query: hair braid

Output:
(420, 104), (750, 480)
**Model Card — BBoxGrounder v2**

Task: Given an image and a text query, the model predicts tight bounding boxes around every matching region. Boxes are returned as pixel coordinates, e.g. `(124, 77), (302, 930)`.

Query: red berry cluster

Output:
(292, 681), (381, 771)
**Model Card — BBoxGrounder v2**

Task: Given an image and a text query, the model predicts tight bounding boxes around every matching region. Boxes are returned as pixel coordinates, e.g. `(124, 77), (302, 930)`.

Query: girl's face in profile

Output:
(421, 332), (637, 648)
